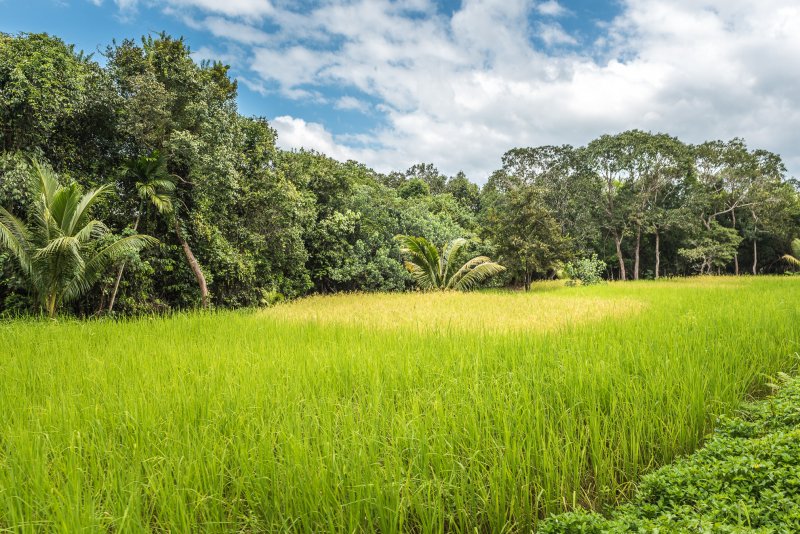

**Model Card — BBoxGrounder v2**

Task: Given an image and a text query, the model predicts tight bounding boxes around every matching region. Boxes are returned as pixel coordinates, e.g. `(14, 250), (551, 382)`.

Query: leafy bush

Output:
(564, 254), (606, 286)
(540, 372), (800, 533)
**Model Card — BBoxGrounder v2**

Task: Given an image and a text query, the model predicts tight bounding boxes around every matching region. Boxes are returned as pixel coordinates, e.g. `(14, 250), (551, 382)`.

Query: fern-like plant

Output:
(0, 159), (157, 317)
(395, 235), (505, 291)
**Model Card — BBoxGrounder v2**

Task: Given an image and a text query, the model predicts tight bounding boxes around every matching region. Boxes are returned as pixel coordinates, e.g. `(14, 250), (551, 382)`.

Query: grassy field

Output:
(0, 277), (798, 532)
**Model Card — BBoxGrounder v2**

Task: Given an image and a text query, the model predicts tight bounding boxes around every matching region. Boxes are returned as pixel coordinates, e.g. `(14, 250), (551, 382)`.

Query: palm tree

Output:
(395, 235), (505, 290)
(107, 151), (175, 313)
(108, 150), (209, 310)
(783, 238), (800, 269)
(0, 159), (156, 317)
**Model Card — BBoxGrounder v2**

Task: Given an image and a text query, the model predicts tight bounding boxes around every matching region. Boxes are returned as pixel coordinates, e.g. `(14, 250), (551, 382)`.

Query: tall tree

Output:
(627, 132), (689, 280)
(500, 145), (600, 252)
(107, 34), (238, 309)
(585, 134), (636, 280)
(107, 151), (175, 313)
(445, 171), (480, 213)
(691, 139), (759, 274)
(743, 150), (792, 274)
(405, 163), (447, 195)
(483, 182), (571, 290)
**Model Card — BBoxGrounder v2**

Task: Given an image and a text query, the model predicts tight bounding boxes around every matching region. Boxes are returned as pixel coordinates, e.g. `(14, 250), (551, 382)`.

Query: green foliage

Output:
(540, 372), (800, 533)
(0, 33), (91, 151)
(445, 171), (480, 212)
(128, 151), (176, 215)
(398, 176), (430, 199)
(106, 151), (177, 313)
(679, 220), (743, 274)
(565, 254), (606, 286)
(395, 234), (505, 290)
(0, 33), (118, 173)
(405, 162), (446, 194)
(484, 183), (571, 289)
(0, 159), (155, 316)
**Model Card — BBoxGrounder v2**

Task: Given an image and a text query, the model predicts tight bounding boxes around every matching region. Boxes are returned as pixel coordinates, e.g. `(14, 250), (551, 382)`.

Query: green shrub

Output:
(564, 254), (606, 286)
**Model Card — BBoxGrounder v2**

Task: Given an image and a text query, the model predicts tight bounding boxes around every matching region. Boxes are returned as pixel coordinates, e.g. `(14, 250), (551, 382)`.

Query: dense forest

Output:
(1, 32), (799, 316)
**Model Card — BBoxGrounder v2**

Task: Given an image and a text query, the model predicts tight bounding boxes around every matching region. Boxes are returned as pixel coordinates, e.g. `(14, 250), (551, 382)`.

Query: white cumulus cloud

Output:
(100, 0), (800, 181)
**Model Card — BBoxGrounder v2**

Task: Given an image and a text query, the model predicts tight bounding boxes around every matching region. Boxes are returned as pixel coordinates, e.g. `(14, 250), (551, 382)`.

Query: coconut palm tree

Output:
(395, 235), (505, 290)
(0, 159), (156, 317)
(783, 238), (800, 268)
(107, 151), (175, 313)
(107, 150), (210, 311)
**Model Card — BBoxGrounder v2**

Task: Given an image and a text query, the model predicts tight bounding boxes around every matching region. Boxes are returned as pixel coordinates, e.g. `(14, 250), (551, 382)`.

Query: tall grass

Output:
(0, 277), (798, 532)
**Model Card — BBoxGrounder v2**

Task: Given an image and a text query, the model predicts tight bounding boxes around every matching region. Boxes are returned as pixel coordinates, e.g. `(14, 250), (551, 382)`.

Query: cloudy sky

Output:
(3, 0), (800, 182)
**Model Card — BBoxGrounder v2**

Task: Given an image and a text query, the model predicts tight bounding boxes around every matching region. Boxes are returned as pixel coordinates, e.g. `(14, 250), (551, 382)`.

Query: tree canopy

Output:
(1, 31), (799, 315)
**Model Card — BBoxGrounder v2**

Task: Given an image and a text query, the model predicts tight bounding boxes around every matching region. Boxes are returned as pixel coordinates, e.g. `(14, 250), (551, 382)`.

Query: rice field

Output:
(0, 276), (798, 532)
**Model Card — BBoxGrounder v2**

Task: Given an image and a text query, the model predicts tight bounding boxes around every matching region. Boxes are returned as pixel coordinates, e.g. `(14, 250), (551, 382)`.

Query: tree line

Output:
(1, 32), (798, 315)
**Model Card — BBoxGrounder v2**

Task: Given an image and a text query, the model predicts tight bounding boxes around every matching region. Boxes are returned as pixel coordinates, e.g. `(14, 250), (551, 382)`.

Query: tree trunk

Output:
(654, 230), (660, 280)
(46, 292), (57, 319)
(107, 213), (141, 314)
(614, 234), (626, 281)
(633, 224), (641, 280)
(732, 209), (739, 275)
(107, 263), (126, 314)
(175, 219), (209, 309)
(752, 239), (758, 275)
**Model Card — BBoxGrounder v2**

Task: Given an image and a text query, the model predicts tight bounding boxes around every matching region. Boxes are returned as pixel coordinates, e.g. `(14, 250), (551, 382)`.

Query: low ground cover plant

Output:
(540, 372), (800, 533)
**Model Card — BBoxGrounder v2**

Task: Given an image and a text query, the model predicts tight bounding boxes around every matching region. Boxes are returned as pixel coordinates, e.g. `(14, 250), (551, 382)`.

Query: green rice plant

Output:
(540, 373), (800, 532)
(0, 277), (798, 532)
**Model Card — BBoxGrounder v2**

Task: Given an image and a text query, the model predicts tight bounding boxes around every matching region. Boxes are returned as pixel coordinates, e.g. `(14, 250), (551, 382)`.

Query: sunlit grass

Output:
(265, 285), (645, 333)
(0, 276), (798, 532)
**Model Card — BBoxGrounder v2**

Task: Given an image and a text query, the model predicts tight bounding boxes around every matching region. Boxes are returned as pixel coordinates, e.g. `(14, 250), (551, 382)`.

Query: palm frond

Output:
(149, 193), (174, 214)
(73, 219), (109, 244)
(131, 152), (176, 215)
(140, 178), (176, 194)
(404, 261), (436, 290)
(447, 255), (492, 289)
(441, 238), (467, 283)
(55, 185), (84, 234)
(62, 234), (158, 303)
(66, 184), (112, 235)
(396, 235), (441, 289)
(33, 235), (81, 260)
(30, 159), (60, 206)
(783, 254), (800, 268)
(0, 206), (32, 274)
(451, 260), (506, 291)
(397, 235), (505, 291)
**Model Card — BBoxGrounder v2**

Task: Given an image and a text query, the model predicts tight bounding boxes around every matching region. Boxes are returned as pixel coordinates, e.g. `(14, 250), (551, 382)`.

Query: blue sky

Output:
(2, 0), (799, 181)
